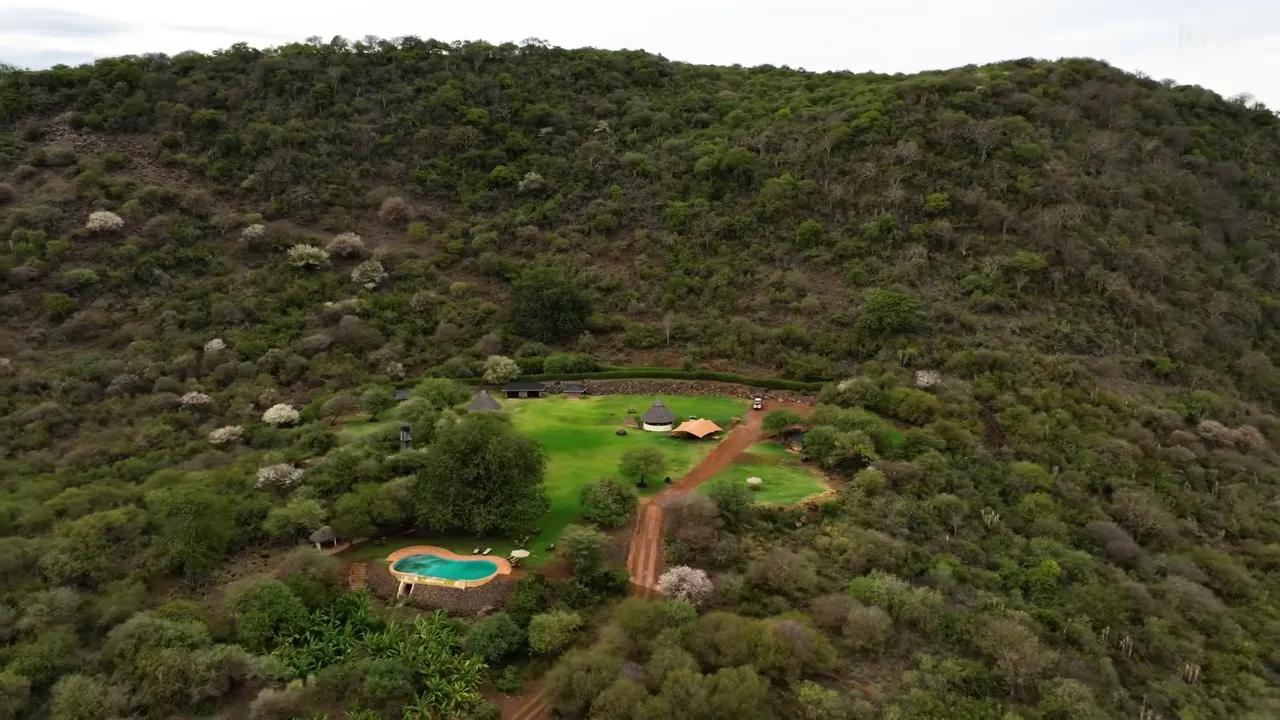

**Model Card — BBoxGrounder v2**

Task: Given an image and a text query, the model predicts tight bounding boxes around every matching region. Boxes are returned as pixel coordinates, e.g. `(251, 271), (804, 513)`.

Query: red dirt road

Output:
(504, 401), (810, 719)
(625, 401), (811, 596)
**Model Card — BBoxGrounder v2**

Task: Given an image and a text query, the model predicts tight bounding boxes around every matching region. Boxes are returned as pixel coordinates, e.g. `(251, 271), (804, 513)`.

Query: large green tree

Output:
(414, 413), (549, 535)
(510, 266), (592, 342)
(145, 486), (237, 579)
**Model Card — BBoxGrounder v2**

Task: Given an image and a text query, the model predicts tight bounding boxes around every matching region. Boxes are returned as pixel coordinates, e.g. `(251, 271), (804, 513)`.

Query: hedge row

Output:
(511, 366), (825, 392)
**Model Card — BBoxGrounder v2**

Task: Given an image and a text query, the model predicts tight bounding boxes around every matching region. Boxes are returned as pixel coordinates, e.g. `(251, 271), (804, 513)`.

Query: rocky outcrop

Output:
(365, 564), (514, 615)
(583, 379), (815, 405)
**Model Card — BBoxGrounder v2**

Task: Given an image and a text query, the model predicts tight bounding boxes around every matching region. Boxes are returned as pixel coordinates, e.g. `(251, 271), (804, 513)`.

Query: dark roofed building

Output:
(563, 382), (586, 399)
(467, 390), (502, 412)
(394, 388), (410, 403)
(503, 380), (546, 399)
(641, 398), (676, 432)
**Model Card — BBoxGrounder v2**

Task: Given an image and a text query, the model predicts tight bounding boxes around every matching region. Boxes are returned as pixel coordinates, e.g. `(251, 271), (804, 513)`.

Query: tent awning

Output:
(672, 418), (723, 438)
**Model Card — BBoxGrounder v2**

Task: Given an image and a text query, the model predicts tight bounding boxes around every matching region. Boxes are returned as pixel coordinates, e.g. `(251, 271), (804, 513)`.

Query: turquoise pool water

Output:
(391, 553), (498, 581)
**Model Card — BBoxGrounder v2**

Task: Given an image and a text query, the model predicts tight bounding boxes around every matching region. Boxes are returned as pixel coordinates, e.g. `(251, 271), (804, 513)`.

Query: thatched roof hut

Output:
(641, 398), (676, 431)
(309, 525), (338, 549)
(466, 390), (502, 412)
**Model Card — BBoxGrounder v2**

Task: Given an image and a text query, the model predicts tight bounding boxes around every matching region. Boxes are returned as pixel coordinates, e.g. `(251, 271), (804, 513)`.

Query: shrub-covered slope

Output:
(2, 38), (1280, 719)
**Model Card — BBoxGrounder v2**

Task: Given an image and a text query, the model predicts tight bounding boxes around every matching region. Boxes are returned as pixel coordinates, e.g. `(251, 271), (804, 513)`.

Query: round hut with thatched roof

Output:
(641, 398), (676, 432)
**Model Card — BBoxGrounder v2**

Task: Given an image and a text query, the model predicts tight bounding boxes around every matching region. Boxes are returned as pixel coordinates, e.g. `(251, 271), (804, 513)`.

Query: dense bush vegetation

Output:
(2, 33), (1280, 719)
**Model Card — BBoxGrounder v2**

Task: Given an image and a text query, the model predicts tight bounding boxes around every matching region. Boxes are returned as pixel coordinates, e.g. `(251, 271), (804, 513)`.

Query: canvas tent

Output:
(673, 418), (723, 439)
(641, 398), (676, 431)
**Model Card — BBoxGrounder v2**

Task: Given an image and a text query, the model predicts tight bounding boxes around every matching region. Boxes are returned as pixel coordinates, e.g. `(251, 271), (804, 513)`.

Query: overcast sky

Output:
(2, 1), (1277, 108)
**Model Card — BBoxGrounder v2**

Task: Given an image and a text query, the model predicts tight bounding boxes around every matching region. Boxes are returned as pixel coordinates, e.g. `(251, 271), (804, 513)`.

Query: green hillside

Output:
(2, 37), (1280, 719)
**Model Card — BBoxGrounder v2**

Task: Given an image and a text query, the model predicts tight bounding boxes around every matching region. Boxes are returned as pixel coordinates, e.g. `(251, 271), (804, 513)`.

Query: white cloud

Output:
(1, 0), (1276, 107)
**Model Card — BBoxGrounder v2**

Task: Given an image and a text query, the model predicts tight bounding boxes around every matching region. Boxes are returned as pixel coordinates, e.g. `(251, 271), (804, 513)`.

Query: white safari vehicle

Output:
(752, 397), (763, 410)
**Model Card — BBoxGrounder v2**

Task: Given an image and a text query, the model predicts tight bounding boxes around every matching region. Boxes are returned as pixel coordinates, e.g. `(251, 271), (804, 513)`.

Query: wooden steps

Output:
(347, 562), (368, 590)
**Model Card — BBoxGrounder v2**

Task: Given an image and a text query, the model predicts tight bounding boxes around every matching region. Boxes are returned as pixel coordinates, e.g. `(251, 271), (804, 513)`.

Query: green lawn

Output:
(508, 394), (747, 558)
(338, 393), (747, 564)
(700, 442), (830, 506)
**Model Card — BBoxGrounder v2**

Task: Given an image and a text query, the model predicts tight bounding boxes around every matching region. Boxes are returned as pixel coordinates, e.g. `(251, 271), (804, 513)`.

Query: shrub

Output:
(326, 232), (367, 258)
(378, 196), (414, 224)
(241, 223), (266, 242)
(560, 524), (608, 575)
(208, 426), (244, 445)
(286, 244), (330, 269)
(59, 268), (100, 290)
(407, 222), (429, 242)
(42, 293), (77, 322)
(256, 464), (303, 490)
(180, 391), (212, 407)
(482, 355), (521, 384)
(843, 604), (893, 653)
(656, 566), (713, 606)
(579, 478), (638, 528)
(261, 404), (300, 426)
(542, 353), (599, 374)
(85, 210), (124, 233)
(464, 612), (525, 662)
(528, 611), (582, 653)
(351, 260), (387, 289)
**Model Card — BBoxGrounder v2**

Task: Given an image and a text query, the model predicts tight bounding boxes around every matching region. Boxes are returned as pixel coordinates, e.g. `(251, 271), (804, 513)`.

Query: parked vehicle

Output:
(752, 397), (763, 410)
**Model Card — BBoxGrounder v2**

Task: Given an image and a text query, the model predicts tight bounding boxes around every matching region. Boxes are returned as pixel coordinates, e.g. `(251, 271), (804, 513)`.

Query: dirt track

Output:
(625, 401), (811, 596)
(504, 401), (810, 719)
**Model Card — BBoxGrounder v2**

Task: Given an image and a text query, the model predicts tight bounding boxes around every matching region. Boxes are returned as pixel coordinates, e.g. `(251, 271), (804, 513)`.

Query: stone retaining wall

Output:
(582, 379), (815, 405)
(366, 564), (514, 615)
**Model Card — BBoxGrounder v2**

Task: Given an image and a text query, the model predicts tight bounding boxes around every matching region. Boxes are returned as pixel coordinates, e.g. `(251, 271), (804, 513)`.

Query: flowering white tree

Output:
(656, 566), (713, 606)
(262, 403), (301, 426)
(518, 171), (546, 193)
(241, 223), (266, 242)
(204, 338), (227, 353)
(256, 463), (303, 489)
(208, 426), (244, 445)
(287, 244), (330, 269)
(483, 355), (521, 384)
(180, 391), (212, 407)
(85, 210), (124, 233)
(326, 232), (367, 258)
(351, 260), (387, 289)
(915, 370), (941, 388)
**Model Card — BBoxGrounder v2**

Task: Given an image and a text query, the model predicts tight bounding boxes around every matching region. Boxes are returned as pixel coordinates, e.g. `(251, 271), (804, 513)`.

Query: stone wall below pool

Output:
(366, 563), (514, 615)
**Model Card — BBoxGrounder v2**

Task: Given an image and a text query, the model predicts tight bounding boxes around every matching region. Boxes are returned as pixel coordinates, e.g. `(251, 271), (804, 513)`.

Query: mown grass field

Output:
(339, 393), (747, 563)
(701, 442), (830, 506)
(507, 394), (747, 558)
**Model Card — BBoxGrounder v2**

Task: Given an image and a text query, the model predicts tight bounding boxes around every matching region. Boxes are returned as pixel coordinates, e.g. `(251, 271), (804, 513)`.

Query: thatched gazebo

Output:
(309, 525), (339, 550)
(641, 398), (676, 432)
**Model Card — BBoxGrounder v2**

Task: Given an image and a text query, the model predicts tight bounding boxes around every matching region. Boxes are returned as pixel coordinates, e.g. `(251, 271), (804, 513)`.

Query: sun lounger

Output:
(472, 547), (480, 554)
(482, 548), (492, 555)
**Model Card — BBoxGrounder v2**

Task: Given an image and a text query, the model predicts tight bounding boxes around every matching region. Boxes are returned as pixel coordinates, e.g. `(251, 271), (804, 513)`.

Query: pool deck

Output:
(386, 545), (513, 591)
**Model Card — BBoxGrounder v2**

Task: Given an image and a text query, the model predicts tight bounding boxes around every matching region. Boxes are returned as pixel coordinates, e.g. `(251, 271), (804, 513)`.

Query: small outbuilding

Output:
(394, 388), (410, 403)
(466, 390), (502, 412)
(399, 424), (412, 450)
(503, 381), (546, 399)
(641, 398), (676, 432)
(309, 525), (339, 550)
(563, 382), (586, 399)
(673, 418), (724, 439)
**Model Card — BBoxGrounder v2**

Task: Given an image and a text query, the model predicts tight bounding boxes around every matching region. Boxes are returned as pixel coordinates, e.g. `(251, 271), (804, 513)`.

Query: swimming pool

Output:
(385, 546), (513, 591)
(392, 553), (498, 581)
